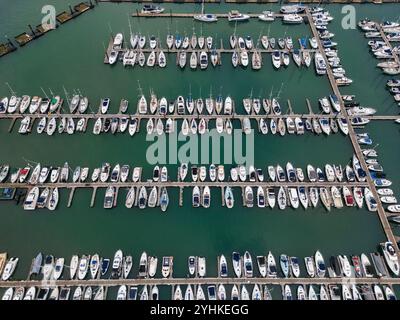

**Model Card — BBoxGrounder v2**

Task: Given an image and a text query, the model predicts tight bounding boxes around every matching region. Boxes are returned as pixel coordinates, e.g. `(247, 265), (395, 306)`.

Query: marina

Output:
(1, 245), (400, 300)
(1, 2), (400, 301)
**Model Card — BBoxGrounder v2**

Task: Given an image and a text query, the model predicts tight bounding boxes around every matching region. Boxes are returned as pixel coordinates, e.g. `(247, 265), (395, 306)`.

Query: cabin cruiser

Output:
(141, 4), (164, 14)
(280, 4), (306, 14)
(228, 10), (250, 22)
(259, 11), (275, 22)
(194, 13), (218, 23)
(2, 257), (18, 281)
(283, 14), (303, 24)
(381, 242), (400, 276)
(225, 186), (234, 209)
(244, 251), (253, 277)
(161, 256), (173, 278)
(315, 250), (326, 277)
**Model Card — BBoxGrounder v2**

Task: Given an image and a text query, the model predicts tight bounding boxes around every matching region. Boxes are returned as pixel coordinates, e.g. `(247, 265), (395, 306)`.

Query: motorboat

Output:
(141, 4), (164, 14)
(381, 242), (400, 276)
(2, 257), (18, 281)
(279, 254), (289, 278)
(78, 255), (89, 280)
(257, 255), (267, 277)
(283, 14), (303, 24)
(228, 10), (250, 22)
(315, 250), (326, 277)
(244, 251), (253, 277)
(361, 253), (373, 277)
(258, 11), (275, 22)
(225, 186), (234, 209)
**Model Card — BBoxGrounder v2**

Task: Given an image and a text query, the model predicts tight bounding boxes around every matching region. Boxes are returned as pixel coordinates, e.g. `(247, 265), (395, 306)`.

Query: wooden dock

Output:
(306, 9), (400, 256)
(0, 181), (370, 190)
(377, 24), (400, 65)
(131, 12), (306, 18)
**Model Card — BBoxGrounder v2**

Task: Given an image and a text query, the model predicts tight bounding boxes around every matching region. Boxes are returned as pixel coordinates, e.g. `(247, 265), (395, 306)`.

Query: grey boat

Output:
(30, 252), (43, 276)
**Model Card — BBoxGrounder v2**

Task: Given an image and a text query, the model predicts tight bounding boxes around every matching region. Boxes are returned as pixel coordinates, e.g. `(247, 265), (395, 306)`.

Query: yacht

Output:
(90, 254), (100, 279)
(280, 4), (306, 14)
(141, 4), (164, 14)
(257, 255), (267, 277)
(283, 14), (303, 24)
(178, 51), (187, 68)
(23, 187), (39, 210)
(259, 11), (275, 22)
(117, 285), (127, 300)
(272, 51), (281, 69)
(241, 285), (250, 300)
(195, 256), (205, 278)
(245, 186), (253, 208)
(111, 250), (123, 279)
(138, 186), (147, 209)
(194, 12), (218, 22)
(244, 251), (253, 277)
(70, 255), (79, 279)
(159, 256), (172, 278)
(338, 255), (352, 277)
(78, 255), (89, 280)
(283, 285), (292, 300)
(192, 186), (200, 207)
(219, 255), (228, 277)
(232, 252), (242, 278)
(315, 250), (326, 277)
(228, 10), (250, 22)
(225, 186), (234, 209)
(199, 51), (208, 69)
(361, 253), (373, 277)
(2, 257), (19, 281)
(305, 256), (316, 277)
(381, 242), (400, 276)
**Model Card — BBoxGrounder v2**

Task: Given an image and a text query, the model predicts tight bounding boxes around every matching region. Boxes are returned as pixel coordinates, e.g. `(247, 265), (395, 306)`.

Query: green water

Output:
(0, 2), (399, 298)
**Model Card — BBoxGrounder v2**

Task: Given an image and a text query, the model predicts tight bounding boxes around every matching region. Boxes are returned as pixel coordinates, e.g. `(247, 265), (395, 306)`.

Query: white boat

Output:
(189, 51), (198, 69)
(146, 50), (156, 67)
(90, 254), (100, 279)
(272, 51), (281, 69)
(259, 11), (275, 22)
(228, 10), (250, 22)
(2, 257), (18, 281)
(244, 251), (253, 277)
(381, 242), (400, 276)
(232, 252), (242, 278)
(283, 14), (303, 24)
(53, 257), (64, 280)
(257, 255), (267, 277)
(141, 4), (164, 14)
(23, 187), (39, 210)
(178, 51), (187, 68)
(225, 186), (234, 209)
(199, 51), (208, 69)
(158, 50), (166, 68)
(240, 50), (249, 67)
(338, 255), (352, 277)
(314, 250), (326, 277)
(70, 255), (79, 279)
(78, 255), (89, 280)
(117, 285), (127, 300)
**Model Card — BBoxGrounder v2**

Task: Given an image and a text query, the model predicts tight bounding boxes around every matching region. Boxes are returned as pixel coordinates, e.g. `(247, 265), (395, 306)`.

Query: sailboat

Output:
(194, 0), (218, 22)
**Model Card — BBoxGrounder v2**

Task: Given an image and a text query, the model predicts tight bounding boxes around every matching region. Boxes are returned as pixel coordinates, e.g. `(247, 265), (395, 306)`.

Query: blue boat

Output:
(298, 37), (307, 49)
(101, 258), (110, 276)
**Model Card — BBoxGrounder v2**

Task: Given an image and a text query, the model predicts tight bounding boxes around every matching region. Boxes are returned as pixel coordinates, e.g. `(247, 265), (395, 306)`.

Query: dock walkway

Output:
(306, 9), (400, 255)
(1, 276), (400, 288)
